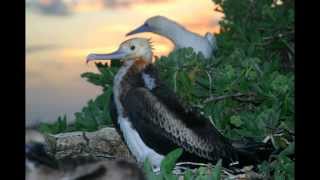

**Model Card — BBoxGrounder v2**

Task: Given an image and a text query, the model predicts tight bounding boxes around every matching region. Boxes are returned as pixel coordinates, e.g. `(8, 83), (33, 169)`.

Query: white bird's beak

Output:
(86, 49), (127, 64)
(126, 23), (152, 36)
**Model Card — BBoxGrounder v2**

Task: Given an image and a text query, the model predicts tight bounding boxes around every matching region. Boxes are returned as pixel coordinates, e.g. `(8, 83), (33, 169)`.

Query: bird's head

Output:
(86, 38), (153, 65)
(126, 16), (179, 37)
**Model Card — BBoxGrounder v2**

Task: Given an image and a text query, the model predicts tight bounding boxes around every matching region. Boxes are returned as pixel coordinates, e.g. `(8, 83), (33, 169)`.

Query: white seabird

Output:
(126, 16), (218, 59)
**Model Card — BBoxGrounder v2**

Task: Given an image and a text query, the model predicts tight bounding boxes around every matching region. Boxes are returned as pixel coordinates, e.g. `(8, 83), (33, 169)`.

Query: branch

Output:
(204, 93), (243, 103)
(44, 127), (134, 162)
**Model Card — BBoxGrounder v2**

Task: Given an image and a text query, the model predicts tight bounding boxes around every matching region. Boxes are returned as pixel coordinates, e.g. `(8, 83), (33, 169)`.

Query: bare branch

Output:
(203, 92), (244, 103)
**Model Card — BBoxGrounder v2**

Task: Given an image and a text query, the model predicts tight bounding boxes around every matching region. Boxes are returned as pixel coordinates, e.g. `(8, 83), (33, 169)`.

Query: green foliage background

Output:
(38, 0), (294, 179)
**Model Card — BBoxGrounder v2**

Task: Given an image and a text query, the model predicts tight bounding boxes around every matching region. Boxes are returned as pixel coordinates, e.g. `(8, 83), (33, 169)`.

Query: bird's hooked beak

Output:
(126, 23), (152, 36)
(86, 49), (127, 64)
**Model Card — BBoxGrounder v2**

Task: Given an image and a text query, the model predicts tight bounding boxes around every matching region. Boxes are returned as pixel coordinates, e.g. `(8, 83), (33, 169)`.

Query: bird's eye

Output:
(130, 45), (135, 50)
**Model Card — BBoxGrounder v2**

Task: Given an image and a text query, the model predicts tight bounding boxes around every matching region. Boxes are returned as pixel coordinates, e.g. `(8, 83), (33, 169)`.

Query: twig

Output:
(173, 71), (178, 92)
(208, 116), (217, 128)
(176, 162), (211, 167)
(95, 154), (116, 159)
(203, 92), (247, 104)
(232, 93), (258, 103)
(205, 71), (213, 95)
(153, 161), (264, 180)
(213, 5), (223, 13)
(280, 39), (295, 56)
(195, 80), (211, 90)
(173, 162), (236, 178)
(265, 125), (295, 136)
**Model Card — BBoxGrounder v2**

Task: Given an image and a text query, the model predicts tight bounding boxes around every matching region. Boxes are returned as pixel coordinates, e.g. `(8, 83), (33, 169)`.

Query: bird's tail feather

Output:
(231, 138), (275, 167)
(26, 142), (59, 169)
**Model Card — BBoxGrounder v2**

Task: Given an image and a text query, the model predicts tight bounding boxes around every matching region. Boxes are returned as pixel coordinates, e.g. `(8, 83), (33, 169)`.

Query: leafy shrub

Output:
(38, 0), (294, 178)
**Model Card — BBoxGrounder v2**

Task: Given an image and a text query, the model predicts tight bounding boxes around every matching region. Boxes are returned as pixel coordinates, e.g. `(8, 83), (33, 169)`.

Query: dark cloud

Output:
(101, 0), (168, 8)
(26, 0), (169, 16)
(102, 0), (130, 8)
(26, 0), (70, 16)
(26, 44), (60, 54)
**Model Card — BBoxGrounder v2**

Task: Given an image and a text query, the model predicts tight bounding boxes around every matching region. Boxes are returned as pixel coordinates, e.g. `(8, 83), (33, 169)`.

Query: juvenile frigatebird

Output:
(86, 38), (271, 170)
(126, 16), (217, 59)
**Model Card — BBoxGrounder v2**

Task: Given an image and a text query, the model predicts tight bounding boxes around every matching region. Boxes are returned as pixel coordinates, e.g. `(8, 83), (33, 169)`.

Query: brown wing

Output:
(123, 86), (238, 164)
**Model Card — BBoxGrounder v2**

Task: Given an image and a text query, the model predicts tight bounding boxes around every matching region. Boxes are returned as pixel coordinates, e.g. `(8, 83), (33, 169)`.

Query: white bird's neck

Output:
(158, 24), (191, 48)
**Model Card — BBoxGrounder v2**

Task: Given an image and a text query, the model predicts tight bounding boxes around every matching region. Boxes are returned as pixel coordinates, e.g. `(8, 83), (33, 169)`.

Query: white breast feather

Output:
(113, 61), (164, 169)
(142, 73), (156, 90)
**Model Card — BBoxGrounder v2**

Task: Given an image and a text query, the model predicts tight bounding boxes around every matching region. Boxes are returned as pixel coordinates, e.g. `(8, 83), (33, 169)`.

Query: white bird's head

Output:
(86, 38), (154, 64)
(126, 16), (182, 37)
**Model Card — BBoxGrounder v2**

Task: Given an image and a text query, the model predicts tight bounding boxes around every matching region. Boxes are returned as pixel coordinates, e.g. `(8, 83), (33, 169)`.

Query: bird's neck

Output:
(116, 59), (150, 91)
(113, 59), (151, 116)
(158, 24), (190, 48)
(119, 59), (150, 81)
(132, 59), (150, 71)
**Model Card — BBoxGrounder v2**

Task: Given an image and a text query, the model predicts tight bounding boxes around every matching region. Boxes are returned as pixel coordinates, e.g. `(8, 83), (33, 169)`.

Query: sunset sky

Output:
(26, 0), (224, 126)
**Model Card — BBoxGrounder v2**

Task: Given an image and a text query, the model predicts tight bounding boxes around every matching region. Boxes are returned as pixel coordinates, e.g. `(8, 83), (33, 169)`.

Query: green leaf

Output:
(41, 1), (295, 179)
(279, 142), (294, 157)
(271, 73), (289, 94)
(211, 159), (222, 180)
(160, 148), (183, 176)
(38, 114), (68, 134)
(230, 115), (243, 127)
(143, 159), (161, 180)
(275, 174), (286, 180)
(184, 169), (194, 180)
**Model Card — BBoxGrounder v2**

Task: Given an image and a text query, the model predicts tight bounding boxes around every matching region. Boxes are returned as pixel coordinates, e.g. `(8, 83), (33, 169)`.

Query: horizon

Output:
(26, 0), (224, 127)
